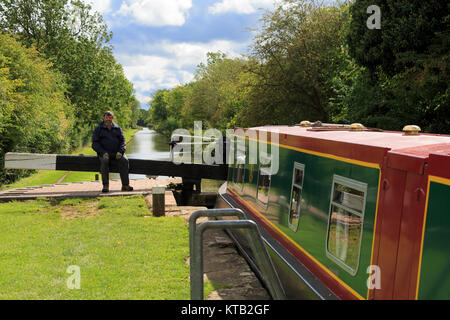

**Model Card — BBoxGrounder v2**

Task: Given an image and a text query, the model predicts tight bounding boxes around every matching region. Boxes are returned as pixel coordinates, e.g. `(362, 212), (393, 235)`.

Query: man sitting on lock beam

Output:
(92, 110), (133, 193)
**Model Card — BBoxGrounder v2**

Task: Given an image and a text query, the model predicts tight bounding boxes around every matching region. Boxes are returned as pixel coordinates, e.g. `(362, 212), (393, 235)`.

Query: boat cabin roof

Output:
(252, 125), (450, 156)
(236, 125), (450, 176)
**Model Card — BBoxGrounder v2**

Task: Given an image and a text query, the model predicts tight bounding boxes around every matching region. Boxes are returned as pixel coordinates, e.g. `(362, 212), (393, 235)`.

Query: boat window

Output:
(234, 162), (245, 188)
(288, 163), (305, 231)
(256, 155), (272, 205)
(232, 139), (246, 189)
(326, 175), (367, 275)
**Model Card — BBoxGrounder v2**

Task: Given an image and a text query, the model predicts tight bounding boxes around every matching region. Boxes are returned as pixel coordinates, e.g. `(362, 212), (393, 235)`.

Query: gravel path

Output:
(0, 177), (182, 200)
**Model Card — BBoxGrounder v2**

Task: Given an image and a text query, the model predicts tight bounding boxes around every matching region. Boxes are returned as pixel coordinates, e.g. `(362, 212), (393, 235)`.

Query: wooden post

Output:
(152, 186), (165, 217)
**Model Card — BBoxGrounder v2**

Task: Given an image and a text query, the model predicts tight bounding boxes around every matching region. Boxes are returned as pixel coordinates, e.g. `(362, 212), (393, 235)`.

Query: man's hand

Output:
(103, 153), (109, 160)
(116, 152), (122, 160)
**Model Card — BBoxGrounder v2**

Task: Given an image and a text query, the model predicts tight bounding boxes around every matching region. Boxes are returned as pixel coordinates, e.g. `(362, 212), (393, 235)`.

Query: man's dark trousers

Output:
(99, 153), (130, 186)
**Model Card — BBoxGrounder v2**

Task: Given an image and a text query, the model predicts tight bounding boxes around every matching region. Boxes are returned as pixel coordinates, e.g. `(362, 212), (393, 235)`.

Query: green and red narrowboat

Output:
(215, 123), (450, 300)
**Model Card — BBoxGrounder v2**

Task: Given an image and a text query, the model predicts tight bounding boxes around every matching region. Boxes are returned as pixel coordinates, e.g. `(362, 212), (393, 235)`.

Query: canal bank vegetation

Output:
(0, 0), (141, 186)
(148, 0), (449, 137)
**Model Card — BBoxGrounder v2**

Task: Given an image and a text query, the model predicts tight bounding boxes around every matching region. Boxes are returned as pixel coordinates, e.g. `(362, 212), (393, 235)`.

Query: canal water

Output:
(114, 127), (225, 192)
(112, 127), (170, 180)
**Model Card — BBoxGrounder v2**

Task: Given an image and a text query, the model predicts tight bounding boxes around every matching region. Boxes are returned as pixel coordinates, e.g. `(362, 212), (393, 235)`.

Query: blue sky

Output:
(87, 0), (278, 109)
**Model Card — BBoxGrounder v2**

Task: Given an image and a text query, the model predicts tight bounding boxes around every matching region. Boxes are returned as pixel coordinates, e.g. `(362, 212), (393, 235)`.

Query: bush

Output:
(0, 32), (73, 184)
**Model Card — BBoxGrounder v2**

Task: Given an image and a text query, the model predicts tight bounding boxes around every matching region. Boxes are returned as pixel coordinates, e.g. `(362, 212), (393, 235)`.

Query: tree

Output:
(0, 32), (72, 183)
(0, 0), (137, 146)
(345, 0), (449, 132)
(246, 0), (350, 125)
(182, 52), (250, 130)
(0, 0), (111, 61)
(136, 108), (149, 127)
(129, 98), (141, 129)
(347, 0), (448, 75)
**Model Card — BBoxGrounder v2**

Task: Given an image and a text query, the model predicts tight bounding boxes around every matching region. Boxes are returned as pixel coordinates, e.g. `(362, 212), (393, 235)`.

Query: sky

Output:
(87, 0), (279, 109)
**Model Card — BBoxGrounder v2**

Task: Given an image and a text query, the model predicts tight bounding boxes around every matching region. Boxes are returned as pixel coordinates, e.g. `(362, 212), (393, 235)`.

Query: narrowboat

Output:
(215, 122), (450, 300)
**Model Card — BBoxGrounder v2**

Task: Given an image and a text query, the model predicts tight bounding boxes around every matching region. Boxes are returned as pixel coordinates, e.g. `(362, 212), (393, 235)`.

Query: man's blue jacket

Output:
(92, 121), (126, 157)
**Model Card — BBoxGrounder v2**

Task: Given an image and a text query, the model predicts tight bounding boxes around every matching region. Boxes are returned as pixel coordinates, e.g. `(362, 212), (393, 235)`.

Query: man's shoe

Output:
(102, 185), (109, 193)
(121, 185), (133, 191)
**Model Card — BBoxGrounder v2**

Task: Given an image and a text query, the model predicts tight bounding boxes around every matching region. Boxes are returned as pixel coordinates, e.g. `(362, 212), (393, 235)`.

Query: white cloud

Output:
(87, 0), (112, 14)
(135, 92), (152, 104)
(116, 39), (247, 104)
(179, 70), (195, 83)
(117, 0), (192, 26)
(158, 40), (245, 67)
(208, 0), (275, 15)
(119, 55), (180, 92)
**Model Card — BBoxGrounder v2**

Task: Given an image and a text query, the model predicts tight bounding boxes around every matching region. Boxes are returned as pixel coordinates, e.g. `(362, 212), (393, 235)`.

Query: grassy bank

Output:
(1, 128), (139, 190)
(0, 195), (206, 299)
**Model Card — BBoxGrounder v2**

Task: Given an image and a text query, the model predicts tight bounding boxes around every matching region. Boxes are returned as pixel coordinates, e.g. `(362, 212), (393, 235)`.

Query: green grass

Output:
(0, 195), (202, 299)
(1, 170), (69, 190)
(61, 171), (99, 183)
(123, 128), (139, 144)
(2, 128), (139, 190)
(203, 281), (233, 299)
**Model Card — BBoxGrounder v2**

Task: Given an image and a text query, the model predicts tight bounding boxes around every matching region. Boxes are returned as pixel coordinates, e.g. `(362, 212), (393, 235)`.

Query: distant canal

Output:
(112, 127), (170, 180)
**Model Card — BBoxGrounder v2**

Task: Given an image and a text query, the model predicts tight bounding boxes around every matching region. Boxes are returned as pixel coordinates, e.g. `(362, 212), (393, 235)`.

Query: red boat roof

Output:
(238, 125), (450, 175)
(252, 125), (450, 155)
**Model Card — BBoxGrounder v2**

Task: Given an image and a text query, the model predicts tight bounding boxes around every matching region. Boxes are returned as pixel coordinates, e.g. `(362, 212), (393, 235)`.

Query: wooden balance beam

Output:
(4, 153), (228, 181)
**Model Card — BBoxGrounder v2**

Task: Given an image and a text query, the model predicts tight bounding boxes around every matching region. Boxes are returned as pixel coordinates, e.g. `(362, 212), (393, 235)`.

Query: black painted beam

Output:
(5, 153), (228, 180)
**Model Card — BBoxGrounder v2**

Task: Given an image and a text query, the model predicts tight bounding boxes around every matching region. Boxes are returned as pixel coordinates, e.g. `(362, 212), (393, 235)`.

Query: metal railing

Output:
(169, 135), (220, 163)
(169, 135), (228, 164)
(189, 208), (285, 300)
